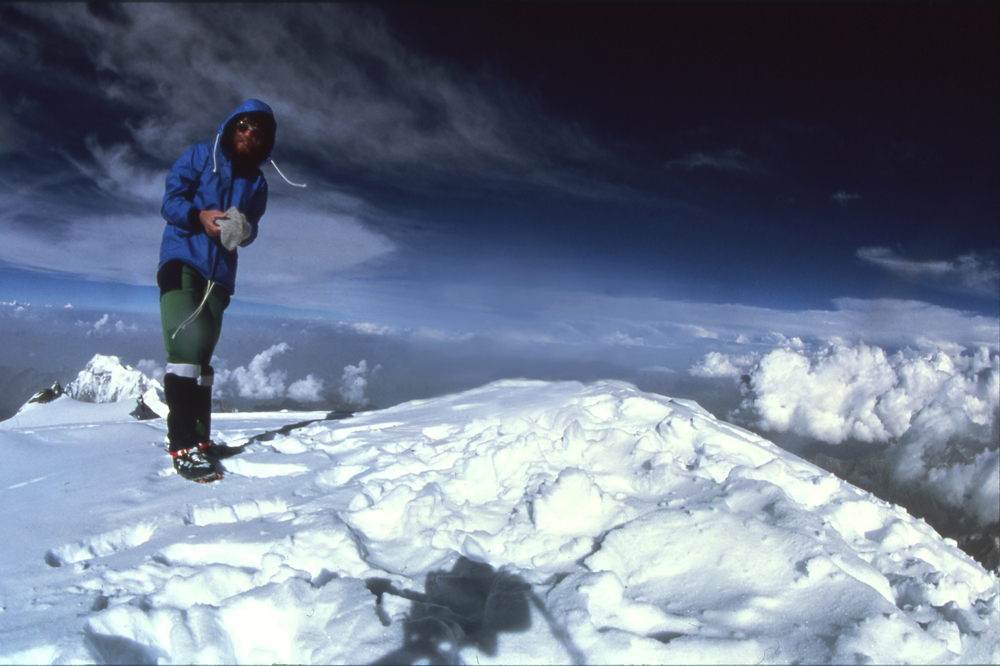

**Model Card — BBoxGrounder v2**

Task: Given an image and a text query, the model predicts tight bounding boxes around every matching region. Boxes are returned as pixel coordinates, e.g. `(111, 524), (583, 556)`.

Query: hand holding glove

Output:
(216, 207), (251, 251)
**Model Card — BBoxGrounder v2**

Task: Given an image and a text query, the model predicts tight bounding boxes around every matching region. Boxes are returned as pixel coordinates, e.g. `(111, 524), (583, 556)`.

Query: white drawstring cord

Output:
(171, 281), (215, 339)
(214, 129), (304, 188)
(270, 160), (307, 187)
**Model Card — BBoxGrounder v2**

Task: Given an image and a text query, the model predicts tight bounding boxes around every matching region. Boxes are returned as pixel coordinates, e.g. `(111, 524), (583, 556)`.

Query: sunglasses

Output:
(235, 119), (265, 136)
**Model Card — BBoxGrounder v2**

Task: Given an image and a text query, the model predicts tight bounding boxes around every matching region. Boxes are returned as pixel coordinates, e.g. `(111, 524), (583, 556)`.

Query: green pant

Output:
(159, 261), (230, 374)
(158, 261), (231, 448)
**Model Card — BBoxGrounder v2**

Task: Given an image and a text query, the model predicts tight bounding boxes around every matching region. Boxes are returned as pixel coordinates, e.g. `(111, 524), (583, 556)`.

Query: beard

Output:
(233, 135), (265, 165)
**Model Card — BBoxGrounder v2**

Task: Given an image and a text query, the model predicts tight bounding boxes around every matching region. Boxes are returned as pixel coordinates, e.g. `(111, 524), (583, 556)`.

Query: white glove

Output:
(217, 206), (251, 251)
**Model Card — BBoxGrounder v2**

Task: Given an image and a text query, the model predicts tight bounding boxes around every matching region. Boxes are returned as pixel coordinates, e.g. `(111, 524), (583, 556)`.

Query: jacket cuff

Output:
(185, 206), (200, 229)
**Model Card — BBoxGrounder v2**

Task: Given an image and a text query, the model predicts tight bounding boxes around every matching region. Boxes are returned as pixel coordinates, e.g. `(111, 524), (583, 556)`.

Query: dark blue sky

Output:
(378, 3), (999, 308)
(1, 3), (997, 360)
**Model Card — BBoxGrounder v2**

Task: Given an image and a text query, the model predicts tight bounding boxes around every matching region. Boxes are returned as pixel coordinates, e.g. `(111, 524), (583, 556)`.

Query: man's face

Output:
(231, 115), (268, 163)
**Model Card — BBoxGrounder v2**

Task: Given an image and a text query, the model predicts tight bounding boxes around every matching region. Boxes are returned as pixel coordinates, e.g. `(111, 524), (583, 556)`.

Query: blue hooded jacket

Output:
(159, 99), (276, 295)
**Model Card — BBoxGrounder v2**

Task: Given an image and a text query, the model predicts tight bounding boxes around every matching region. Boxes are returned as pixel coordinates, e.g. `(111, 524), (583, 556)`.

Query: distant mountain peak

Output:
(66, 354), (162, 404)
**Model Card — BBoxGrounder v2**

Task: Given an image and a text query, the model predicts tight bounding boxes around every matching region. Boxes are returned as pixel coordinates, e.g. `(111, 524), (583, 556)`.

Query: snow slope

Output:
(0, 379), (997, 664)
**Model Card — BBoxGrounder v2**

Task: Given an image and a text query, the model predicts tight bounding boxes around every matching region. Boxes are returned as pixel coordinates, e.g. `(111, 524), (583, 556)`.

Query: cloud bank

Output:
(213, 343), (324, 405)
(205, 345), (368, 407)
(693, 342), (1000, 527)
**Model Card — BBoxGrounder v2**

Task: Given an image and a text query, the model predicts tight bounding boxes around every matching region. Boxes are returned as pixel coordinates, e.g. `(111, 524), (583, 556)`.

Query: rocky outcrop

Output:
(27, 381), (65, 405)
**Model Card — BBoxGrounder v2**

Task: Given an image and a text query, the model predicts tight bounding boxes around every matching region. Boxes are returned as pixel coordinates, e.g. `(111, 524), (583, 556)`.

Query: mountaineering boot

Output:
(169, 446), (218, 482)
(164, 373), (220, 481)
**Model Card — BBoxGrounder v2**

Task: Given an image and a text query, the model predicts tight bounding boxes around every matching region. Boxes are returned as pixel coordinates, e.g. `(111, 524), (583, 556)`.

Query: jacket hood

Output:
(217, 98), (276, 166)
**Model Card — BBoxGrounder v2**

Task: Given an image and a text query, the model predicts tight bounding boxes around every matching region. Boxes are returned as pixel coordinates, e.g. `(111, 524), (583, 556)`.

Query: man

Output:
(158, 99), (276, 481)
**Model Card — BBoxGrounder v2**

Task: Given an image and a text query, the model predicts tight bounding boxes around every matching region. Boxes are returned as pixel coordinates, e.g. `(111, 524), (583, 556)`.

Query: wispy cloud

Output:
(3, 4), (611, 195)
(0, 100), (28, 156)
(0, 175), (396, 291)
(666, 148), (765, 175)
(831, 191), (861, 206)
(478, 290), (1000, 354)
(66, 138), (168, 205)
(0, 3), (625, 297)
(0, 192), (162, 286)
(236, 192), (398, 295)
(303, 285), (995, 373)
(858, 246), (1000, 297)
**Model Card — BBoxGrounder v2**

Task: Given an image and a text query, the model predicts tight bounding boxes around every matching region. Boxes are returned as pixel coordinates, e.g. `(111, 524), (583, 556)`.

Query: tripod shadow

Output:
(368, 557), (535, 665)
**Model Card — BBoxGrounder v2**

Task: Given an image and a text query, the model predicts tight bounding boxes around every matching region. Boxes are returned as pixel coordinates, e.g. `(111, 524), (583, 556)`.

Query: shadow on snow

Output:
(368, 557), (585, 665)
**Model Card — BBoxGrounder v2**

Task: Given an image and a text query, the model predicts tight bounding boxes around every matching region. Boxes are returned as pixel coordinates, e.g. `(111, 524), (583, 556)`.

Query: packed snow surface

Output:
(0, 379), (997, 664)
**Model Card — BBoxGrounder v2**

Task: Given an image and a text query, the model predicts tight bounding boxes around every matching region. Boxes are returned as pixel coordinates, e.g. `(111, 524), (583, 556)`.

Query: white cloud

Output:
(677, 323), (720, 340)
(114, 320), (138, 334)
(708, 341), (1000, 527)
(338, 321), (400, 337)
(287, 279), (997, 357)
(235, 193), (397, 296)
(288, 374), (325, 403)
(858, 246), (955, 278)
(9, 4), (608, 195)
(88, 314), (111, 337)
(858, 247), (1000, 297)
(339, 360), (378, 408)
(410, 327), (477, 343)
(67, 137), (168, 205)
(666, 149), (764, 175)
(599, 331), (647, 347)
(923, 449), (999, 526)
(0, 191), (163, 286)
(831, 191), (861, 206)
(78, 313), (138, 337)
(225, 343), (290, 401)
(211, 344), (330, 405)
(690, 351), (758, 378)
(0, 3), (626, 306)
(528, 292), (1000, 354)
(729, 343), (998, 444)
(739, 344), (901, 443)
(0, 185), (394, 292)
